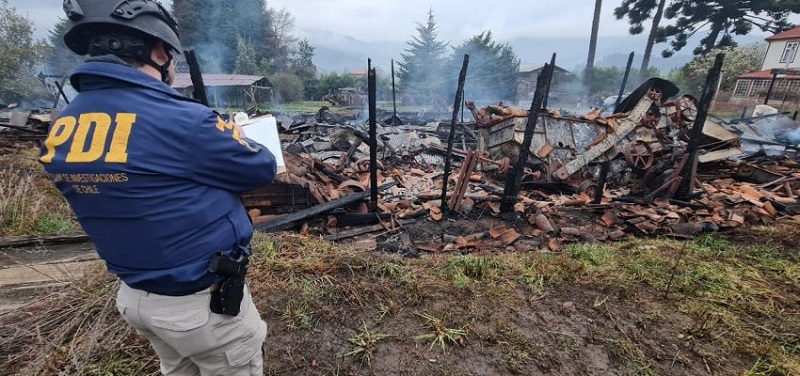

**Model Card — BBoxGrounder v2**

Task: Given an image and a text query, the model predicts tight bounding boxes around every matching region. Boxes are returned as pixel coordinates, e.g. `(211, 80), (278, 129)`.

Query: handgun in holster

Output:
(208, 252), (249, 316)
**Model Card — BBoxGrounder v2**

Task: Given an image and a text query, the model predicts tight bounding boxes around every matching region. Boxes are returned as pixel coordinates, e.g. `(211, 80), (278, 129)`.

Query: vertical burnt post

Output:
(764, 70), (778, 105)
(391, 59), (399, 126)
(500, 63), (552, 214)
(441, 54), (470, 215)
(541, 53), (557, 109)
(592, 51), (634, 204)
(368, 59), (379, 211)
(184, 50), (209, 106)
(675, 53), (725, 201)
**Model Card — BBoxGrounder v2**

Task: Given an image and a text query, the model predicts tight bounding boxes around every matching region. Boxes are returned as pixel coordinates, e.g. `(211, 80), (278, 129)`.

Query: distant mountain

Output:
(303, 29), (406, 73)
(303, 30), (768, 75)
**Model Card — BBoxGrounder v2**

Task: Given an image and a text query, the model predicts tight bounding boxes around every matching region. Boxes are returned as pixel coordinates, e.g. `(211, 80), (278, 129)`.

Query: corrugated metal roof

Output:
(518, 64), (571, 74)
(767, 26), (800, 41)
(171, 73), (268, 89)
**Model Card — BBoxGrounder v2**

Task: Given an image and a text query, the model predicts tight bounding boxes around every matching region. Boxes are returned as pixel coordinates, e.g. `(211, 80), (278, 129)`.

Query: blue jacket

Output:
(39, 58), (277, 295)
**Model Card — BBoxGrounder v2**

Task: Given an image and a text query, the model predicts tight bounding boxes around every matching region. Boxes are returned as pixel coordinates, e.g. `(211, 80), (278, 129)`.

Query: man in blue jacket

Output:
(40, 1), (277, 374)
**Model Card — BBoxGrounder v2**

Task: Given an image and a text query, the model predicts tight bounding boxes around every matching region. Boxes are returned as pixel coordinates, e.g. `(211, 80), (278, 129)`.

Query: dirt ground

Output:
(1, 221), (798, 376)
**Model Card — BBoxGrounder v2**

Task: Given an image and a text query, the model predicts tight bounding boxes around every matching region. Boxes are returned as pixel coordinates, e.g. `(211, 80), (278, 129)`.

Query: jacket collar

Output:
(70, 55), (183, 99)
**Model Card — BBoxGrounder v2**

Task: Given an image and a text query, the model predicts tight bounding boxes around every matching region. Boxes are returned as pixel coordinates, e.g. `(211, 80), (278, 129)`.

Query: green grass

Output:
(414, 312), (468, 352)
(11, 226), (800, 375)
(0, 150), (77, 236)
(346, 321), (391, 365)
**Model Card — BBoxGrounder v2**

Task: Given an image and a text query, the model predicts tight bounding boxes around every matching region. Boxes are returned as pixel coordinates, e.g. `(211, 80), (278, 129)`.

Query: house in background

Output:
(733, 27), (800, 105)
(516, 64), (576, 106)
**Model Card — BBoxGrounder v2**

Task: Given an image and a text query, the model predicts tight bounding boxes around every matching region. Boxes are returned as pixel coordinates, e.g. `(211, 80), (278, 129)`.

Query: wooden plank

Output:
(553, 96), (654, 180)
(323, 218), (418, 241)
(0, 233), (90, 249)
(255, 181), (398, 233)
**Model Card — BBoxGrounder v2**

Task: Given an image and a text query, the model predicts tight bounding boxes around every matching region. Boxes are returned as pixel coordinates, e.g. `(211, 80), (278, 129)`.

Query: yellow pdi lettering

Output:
(66, 113), (112, 163)
(105, 113), (136, 163)
(40, 116), (77, 163)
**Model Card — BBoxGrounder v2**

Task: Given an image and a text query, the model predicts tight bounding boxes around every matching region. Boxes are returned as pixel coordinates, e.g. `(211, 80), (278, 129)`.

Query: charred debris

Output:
(3, 53), (800, 253)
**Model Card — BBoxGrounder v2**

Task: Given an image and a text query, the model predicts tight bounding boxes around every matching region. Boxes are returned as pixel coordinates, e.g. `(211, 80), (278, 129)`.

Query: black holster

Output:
(208, 252), (249, 316)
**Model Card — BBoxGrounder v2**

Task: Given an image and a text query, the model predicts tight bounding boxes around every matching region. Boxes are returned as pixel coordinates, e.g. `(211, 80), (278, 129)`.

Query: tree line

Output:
(0, 1), (797, 106)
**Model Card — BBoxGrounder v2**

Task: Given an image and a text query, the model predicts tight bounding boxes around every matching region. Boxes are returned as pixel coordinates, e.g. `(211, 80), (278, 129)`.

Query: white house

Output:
(733, 27), (800, 101)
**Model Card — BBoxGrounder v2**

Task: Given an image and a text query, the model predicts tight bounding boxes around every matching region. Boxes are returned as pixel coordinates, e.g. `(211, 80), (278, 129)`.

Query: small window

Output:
(733, 80), (751, 97)
(780, 42), (799, 63)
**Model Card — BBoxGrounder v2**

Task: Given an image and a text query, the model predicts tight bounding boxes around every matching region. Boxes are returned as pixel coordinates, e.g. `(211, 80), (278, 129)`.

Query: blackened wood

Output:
(441, 54), (470, 214)
(593, 51), (634, 205)
(368, 59), (379, 211)
(322, 218), (418, 241)
(333, 212), (391, 227)
(184, 50), (209, 106)
(500, 63), (551, 213)
(542, 53), (556, 109)
(54, 80), (70, 105)
(675, 53), (725, 201)
(255, 181), (398, 233)
(391, 59), (399, 126)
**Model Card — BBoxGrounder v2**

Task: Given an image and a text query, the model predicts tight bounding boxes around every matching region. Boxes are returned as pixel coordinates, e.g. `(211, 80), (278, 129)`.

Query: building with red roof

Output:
(733, 26), (800, 101)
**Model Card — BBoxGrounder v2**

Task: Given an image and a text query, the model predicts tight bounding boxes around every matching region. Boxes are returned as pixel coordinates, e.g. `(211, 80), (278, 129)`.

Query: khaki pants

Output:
(116, 282), (267, 376)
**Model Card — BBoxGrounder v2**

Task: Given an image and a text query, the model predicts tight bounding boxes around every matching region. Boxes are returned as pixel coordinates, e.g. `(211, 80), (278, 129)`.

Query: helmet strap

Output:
(146, 53), (173, 85)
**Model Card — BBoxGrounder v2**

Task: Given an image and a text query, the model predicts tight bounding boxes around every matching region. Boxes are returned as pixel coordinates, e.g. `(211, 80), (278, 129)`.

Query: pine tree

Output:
(397, 9), (449, 105)
(172, 0), (272, 73)
(291, 39), (317, 99)
(659, 1), (799, 57)
(449, 31), (520, 103)
(46, 17), (82, 76)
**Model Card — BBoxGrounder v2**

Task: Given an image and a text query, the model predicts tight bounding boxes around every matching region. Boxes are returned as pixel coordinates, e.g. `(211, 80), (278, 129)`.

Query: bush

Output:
(272, 73), (304, 103)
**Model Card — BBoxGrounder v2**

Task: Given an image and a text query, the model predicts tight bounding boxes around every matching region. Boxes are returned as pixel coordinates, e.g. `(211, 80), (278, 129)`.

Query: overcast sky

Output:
(17, 0), (781, 43)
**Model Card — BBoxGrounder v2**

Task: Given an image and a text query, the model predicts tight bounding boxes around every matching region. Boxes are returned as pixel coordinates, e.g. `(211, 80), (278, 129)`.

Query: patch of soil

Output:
(259, 283), (752, 375)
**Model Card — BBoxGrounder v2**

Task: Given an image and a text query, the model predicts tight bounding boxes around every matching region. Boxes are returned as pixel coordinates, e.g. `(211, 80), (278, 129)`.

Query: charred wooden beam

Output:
(541, 53), (556, 109)
(184, 49), (209, 106)
(390, 59), (400, 126)
(333, 212), (392, 227)
(441, 54), (470, 215)
(323, 218), (418, 241)
(255, 181), (397, 233)
(368, 60), (379, 211)
(501, 63), (551, 213)
(675, 53), (725, 201)
(594, 51), (634, 204)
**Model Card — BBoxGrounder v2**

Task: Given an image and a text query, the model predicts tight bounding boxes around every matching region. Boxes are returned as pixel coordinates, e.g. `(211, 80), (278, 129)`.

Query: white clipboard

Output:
(241, 115), (286, 174)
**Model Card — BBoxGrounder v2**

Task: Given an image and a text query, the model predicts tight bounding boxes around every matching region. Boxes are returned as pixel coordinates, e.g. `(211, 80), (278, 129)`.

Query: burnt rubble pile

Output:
(242, 79), (800, 252)
(0, 110), (49, 154)
(3, 77), (800, 252)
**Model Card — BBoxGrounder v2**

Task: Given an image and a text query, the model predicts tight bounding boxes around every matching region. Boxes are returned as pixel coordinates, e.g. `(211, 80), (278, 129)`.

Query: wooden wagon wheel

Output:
(623, 141), (654, 170)
(576, 180), (598, 197)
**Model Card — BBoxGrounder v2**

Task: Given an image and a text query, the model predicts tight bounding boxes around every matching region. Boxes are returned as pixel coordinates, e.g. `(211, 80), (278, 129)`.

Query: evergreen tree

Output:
(659, 1), (799, 57)
(614, 0), (667, 84)
(291, 39), (317, 99)
(233, 37), (268, 76)
(45, 17), (82, 77)
(172, 0), (272, 73)
(449, 31), (520, 103)
(397, 9), (449, 105)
